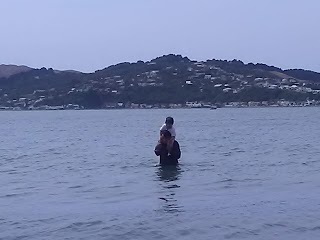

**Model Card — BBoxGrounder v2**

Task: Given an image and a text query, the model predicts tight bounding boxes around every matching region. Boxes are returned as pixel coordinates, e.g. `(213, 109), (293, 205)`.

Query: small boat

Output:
(210, 105), (217, 110)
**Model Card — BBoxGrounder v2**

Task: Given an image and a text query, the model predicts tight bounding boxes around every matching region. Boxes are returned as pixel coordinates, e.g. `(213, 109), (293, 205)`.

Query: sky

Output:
(0, 0), (319, 72)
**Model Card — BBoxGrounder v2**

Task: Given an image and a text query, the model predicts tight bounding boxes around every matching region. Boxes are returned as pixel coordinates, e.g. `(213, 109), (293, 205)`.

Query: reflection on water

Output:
(156, 165), (184, 214)
(157, 165), (182, 183)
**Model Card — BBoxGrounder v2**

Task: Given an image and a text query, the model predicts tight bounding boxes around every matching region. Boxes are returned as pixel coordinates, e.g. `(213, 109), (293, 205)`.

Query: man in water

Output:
(154, 130), (181, 166)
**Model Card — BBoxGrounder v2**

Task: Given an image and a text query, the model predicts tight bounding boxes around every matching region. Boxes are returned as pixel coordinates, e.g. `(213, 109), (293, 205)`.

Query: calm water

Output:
(1, 108), (320, 240)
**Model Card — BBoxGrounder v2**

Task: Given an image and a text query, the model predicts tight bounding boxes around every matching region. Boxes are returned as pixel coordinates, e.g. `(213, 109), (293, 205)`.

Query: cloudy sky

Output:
(0, 0), (319, 72)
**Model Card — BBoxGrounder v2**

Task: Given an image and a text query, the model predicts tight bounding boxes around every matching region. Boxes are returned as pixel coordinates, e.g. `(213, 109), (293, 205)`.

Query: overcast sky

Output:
(0, 0), (319, 72)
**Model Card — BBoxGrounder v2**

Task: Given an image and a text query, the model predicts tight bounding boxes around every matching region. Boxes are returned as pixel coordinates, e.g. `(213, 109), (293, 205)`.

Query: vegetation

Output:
(1, 54), (320, 108)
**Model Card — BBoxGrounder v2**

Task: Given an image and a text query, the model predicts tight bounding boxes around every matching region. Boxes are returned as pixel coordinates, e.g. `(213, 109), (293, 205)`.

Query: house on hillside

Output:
(186, 102), (202, 108)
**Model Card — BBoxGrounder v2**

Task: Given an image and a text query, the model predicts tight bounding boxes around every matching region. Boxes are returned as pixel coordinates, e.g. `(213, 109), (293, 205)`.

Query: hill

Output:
(1, 55), (320, 109)
(0, 64), (32, 78)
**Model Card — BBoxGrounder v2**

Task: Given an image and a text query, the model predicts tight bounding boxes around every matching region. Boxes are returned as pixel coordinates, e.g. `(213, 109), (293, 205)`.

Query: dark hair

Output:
(165, 117), (174, 125)
(161, 130), (172, 139)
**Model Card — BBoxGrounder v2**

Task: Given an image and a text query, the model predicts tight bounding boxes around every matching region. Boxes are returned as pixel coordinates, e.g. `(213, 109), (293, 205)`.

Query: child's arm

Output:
(171, 127), (176, 140)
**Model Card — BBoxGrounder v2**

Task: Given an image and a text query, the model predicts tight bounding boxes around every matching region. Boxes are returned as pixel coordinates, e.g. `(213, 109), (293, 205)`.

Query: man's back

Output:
(155, 140), (181, 166)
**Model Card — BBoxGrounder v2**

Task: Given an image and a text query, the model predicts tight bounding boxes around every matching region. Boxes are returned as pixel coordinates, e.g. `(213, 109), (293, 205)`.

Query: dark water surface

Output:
(1, 108), (320, 240)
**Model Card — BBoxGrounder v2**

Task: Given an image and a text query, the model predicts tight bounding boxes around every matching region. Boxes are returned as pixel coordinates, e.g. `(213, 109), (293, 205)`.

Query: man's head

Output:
(160, 130), (172, 144)
(165, 117), (174, 129)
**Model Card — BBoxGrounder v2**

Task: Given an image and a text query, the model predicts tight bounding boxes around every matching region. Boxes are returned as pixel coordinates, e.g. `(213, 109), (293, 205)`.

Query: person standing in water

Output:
(155, 130), (181, 166)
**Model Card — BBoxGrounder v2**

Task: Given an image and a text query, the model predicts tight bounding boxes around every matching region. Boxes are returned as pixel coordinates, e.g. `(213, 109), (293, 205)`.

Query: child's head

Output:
(165, 117), (174, 129)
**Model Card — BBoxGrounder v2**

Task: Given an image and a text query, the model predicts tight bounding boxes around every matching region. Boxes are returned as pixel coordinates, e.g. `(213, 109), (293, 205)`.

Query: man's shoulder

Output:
(173, 140), (180, 147)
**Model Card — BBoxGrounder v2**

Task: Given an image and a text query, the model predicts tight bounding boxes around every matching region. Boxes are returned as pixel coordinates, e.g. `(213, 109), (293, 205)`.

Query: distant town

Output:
(0, 100), (319, 111)
(1, 54), (320, 110)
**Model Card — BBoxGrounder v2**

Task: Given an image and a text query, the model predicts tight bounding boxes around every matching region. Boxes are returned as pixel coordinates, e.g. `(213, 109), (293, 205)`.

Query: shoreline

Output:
(1, 105), (320, 112)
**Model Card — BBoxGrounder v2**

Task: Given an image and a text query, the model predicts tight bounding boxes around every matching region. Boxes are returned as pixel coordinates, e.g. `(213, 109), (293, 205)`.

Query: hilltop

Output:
(1, 55), (320, 110)
(0, 64), (32, 78)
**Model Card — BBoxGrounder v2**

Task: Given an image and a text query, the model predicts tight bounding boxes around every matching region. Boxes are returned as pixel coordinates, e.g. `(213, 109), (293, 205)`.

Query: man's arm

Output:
(168, 141), (181, 160)
(154, 142), (162, 156)
(155, 142), (168, 156)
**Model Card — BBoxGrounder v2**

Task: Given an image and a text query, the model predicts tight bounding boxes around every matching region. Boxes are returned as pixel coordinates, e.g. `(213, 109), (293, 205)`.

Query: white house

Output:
(186, 102), (202, 108)
(223, 88), (232, 92)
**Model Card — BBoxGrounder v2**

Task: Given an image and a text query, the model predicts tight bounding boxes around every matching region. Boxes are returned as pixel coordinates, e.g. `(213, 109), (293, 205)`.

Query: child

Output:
(159, 117), (176, 148)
